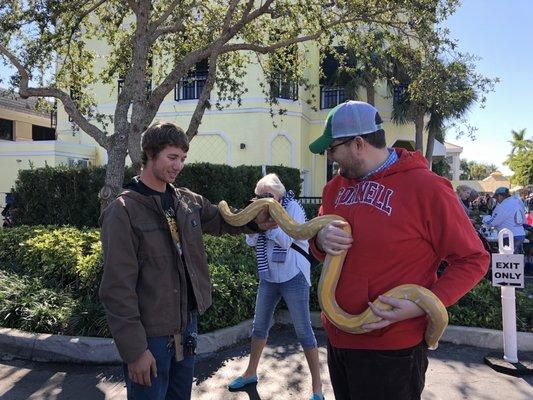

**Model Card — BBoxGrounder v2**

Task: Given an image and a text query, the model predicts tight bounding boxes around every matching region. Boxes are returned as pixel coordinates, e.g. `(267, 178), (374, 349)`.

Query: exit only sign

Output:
(491, 253), (525, 288)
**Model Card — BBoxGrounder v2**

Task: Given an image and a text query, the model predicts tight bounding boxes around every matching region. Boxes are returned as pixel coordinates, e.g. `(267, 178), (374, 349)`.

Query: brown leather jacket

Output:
(99, 184), (253, 363)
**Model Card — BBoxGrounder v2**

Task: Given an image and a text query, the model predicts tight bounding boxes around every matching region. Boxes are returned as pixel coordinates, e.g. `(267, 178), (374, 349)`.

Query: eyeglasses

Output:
(326, 137), (356, 153)
(258, 192), (275, 199)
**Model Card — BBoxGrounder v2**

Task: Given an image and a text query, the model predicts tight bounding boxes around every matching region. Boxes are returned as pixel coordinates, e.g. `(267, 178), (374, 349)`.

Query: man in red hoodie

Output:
(308, 101), (489, 400)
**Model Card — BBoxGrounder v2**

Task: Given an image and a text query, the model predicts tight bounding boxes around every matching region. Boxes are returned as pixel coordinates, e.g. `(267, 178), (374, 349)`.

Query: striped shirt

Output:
(361, 148), (398, 180)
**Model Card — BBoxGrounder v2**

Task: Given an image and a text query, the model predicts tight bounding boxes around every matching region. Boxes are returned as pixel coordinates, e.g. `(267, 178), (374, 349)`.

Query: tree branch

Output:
(150, 0), (194, 40)
(62, 0), (108, 67)
(186, 52), (219, 138)
(222, 0), (242, 30)
(151, 0), (182, 28)
(0, 42), (108, 148)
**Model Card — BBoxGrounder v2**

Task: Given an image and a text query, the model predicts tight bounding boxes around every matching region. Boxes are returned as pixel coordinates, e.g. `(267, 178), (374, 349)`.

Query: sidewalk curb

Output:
(1, 312), (532, 364)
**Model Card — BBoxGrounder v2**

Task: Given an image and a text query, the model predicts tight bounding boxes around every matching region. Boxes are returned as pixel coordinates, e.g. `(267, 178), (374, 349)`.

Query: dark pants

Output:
(124, 312), (198, 400)
(327, 340), (428, 400)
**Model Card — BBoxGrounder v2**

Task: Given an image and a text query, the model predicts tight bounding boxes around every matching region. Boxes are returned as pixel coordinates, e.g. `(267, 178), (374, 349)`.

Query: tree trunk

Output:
(365, 84), (375, 106)
(414, 112), (425, 152)
(99, 138), (128, 211)
(425, 127), (436, 166)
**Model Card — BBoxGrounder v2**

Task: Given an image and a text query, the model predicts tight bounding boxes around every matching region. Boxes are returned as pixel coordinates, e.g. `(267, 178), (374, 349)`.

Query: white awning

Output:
(432, 139), (447, 157)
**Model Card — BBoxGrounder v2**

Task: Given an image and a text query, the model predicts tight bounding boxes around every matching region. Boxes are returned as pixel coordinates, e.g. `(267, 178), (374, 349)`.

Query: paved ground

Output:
(0, 326), (531, 400)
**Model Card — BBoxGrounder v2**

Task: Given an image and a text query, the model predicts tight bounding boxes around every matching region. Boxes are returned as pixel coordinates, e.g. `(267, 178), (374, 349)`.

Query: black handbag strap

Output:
(290, 242), (316, 265)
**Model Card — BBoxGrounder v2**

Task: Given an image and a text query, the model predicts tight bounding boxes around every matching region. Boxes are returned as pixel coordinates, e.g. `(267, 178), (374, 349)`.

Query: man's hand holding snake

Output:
(316, 220), (353, 255)
(363, 295), (426, 331)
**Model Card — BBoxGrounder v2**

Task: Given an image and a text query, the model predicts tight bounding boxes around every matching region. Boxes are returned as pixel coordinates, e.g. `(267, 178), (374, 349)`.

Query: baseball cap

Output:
(494, 187), (509, 196)
(309, 100), (384, 154)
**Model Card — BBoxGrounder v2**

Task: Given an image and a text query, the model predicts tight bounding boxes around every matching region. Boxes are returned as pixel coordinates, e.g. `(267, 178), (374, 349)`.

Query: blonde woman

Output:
(228, 173), (324, 400)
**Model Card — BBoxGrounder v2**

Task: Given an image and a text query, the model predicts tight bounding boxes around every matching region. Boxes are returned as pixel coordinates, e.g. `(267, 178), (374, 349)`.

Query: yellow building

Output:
(54, 44), (425, 198)
(0, 89), (97, 223)
(2, 44), (428, 222)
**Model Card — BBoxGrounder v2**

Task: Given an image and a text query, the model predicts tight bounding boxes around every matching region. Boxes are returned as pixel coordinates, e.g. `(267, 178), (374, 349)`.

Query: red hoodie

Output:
(310, 149), (489, 350)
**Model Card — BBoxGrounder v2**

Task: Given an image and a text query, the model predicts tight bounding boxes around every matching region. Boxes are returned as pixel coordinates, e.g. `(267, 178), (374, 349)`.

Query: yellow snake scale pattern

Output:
(218, 198), (449, 350)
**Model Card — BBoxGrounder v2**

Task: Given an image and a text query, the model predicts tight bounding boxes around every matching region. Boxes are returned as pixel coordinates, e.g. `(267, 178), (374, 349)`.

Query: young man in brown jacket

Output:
(99, 122), (275, 400)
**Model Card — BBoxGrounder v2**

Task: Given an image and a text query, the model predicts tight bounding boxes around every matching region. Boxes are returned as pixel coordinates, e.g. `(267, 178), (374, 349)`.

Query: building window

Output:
(320, 86), (345, 109)
(68, 158), (89, 168)
(175, 59), (209, 101)
(320, 50), (349, 109)
(270, 74), (298, 101)
(393, 84), (408, 107)
(32, 125), (56, 141)
(0, 118), (14, 141)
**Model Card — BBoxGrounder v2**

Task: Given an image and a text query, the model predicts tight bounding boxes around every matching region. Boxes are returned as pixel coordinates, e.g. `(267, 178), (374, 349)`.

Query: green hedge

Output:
(11, 163), (301, 227)
(0, 226), (259, 336)
(0, 226), (531, 337)
(448, 278), (533, 332)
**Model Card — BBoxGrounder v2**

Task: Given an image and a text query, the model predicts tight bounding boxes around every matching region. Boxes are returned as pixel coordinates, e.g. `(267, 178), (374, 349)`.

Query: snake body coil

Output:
(218, 198), (449, 349)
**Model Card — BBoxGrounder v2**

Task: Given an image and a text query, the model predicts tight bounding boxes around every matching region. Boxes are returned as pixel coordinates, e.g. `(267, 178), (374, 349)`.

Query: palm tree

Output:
(390, 56), (477, 164)
(425, 64), (476, 164)
(335, 31), (390, 106)
(508, 128), (530, 155)
(387, 48), (427, 153)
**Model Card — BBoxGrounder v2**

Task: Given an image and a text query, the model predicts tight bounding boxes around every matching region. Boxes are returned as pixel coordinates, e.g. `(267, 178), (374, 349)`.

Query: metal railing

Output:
(320, 86), (346, 109)
(175, 74), (208, 101)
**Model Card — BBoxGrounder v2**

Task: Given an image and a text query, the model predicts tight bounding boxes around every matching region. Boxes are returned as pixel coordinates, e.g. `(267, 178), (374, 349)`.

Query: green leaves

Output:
(460, 160), (498, 181)
(448, 278), (533, 333)
(0, 226), (263, 336)
(505, 129), (533, 186)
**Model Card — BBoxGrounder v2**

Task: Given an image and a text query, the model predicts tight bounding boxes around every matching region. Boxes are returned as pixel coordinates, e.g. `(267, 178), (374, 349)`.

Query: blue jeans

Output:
(252, 272), (317, 349)
(124, 312), (198, 400)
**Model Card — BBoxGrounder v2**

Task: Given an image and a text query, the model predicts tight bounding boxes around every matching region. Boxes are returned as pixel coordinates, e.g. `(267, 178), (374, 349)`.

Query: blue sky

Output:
(1, 1), (530, 175)
(444, 0), (533, 174)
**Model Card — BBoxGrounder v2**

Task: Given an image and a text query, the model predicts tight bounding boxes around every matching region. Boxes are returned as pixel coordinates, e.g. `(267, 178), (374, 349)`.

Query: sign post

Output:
(491, 229), (522, 362)
(484, 228), (531, 376)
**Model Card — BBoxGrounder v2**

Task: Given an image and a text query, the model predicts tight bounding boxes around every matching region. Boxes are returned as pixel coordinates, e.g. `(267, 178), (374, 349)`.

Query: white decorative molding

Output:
(0, 140), (96, 150)
(0, 151), (95, 159)
(93, 98), (317, 125)
(268, 131), (295, 168)
(193, 130), (232, 164)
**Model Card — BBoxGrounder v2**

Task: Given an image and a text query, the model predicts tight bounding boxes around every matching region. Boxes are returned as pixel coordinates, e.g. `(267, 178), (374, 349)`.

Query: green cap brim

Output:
(309, 135), (332, 154)
(309, 114), (333, 154)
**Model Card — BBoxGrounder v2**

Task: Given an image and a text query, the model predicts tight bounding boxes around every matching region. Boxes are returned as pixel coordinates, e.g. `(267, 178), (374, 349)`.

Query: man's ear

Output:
(145, 150), (154, 162)
(354, 136), (365, 150)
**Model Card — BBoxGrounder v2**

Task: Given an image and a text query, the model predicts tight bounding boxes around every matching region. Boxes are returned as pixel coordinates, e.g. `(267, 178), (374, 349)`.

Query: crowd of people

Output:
(456, 184), (533, 274)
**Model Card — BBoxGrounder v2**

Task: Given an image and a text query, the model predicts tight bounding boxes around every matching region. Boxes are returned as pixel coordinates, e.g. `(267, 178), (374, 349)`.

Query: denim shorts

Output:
(252, 272), (317, 349)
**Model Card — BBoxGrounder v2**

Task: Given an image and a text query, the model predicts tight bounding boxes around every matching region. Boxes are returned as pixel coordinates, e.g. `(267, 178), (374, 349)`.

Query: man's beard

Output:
(339, 157), (364, 179)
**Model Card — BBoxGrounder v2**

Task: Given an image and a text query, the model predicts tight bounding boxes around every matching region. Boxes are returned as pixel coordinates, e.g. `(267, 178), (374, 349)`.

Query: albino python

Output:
(218, 198), (449, 350)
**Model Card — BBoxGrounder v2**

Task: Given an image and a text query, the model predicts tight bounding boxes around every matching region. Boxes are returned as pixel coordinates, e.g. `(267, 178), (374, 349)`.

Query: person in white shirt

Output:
(227, 173), (324, 400)
(483, 187), (526, 253)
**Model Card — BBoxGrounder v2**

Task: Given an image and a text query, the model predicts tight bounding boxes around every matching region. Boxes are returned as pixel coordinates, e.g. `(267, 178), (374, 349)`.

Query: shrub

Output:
(0, 226), (262, 336)
(67, 295), (109, 337)
(2, 226), (531, 337)
(200, 263), (258, 333)
(448, 278), (533, 332)
(11, 163), (301, 227)
(0, 226), (102, 295)
(0, 270), (75, 333)
(200, 235), (258, 333)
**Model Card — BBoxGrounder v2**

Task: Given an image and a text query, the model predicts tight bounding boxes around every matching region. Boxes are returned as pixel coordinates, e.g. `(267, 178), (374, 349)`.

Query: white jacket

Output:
(483, 196), (526, 237)
(246, 200), (311, 285)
